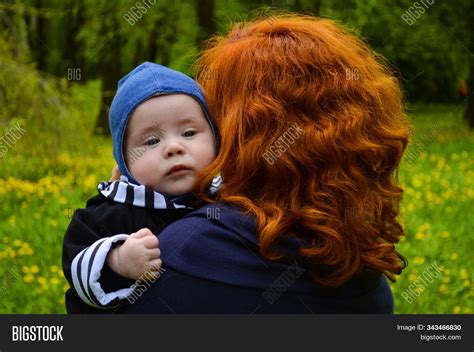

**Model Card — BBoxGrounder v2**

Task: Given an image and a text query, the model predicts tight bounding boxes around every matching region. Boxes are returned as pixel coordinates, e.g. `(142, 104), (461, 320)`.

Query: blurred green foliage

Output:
(0, 0), (472, 314)
(1, 0), (472, 101)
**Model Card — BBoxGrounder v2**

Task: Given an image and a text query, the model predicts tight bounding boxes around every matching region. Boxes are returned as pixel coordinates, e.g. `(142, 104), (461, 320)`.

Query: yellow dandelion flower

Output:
(50, 277), (59, 285)
(13, 239), (22, 247)
(418, 223), (431, 232)
(463, 307), (472, 314)
(450, 253), (458, 261)
(412, 178), (422, 188)
(460, 268), (468, 279)
(409, 274), (417, 281)
(30, 265), (40, 274)
(463, 280), (470, 287)
(50, 219), (58, 228)
(438, 285), (448, 294)
(23, 274), (34, 283)
(413, 257), (425, 265)
(50, 265), (59, 273)
(415, 232), (426, 240)
(8, 216), (16, 226)
(63, 284), (70, 292)
(452, 306), (461, 314)
(8, 248), (17, 258)
(2, 236), (9, 243)
(441, 231), (450, 238)
(82, 175), (98, 190)
(407, 203), (415, 212)
(59, 197), (67, 205)
(37, 276), (47, 285)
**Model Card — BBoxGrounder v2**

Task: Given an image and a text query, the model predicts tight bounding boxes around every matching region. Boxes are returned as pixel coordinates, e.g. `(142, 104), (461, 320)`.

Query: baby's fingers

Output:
(130, 228), (154, 239)
(142, 234), (159, 249)
(138, 259), (162, 282)
(147, 247), (161, 260)
(148, 259), (162, 273)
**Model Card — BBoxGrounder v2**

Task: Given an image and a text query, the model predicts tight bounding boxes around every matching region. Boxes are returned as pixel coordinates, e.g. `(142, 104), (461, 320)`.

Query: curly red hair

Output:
(195, 14), (410, 287)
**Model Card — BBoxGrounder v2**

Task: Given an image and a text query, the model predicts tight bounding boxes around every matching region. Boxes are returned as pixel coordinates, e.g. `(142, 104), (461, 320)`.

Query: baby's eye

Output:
(183, 131), (196, 137)
(144, 138), (160, 146)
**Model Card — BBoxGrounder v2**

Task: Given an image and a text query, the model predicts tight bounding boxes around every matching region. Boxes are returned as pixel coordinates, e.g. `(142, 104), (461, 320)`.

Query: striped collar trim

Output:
(97, 175), (222, 210)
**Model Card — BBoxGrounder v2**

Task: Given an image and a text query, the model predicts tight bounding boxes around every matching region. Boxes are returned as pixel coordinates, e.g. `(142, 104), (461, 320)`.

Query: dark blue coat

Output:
(120, 202), (394, 313)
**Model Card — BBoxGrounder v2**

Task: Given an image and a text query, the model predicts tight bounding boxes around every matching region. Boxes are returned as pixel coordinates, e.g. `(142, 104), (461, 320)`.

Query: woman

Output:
(121, 14), (410, 313)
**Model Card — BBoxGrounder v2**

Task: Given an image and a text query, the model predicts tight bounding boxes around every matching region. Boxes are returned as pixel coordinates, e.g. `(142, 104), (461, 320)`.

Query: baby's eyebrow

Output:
(176, 116), (199, 125)
(137, 124), (163, 137)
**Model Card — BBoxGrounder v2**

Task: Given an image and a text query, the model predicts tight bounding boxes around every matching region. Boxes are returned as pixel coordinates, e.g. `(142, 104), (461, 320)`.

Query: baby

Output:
(62, 62), (220, 313)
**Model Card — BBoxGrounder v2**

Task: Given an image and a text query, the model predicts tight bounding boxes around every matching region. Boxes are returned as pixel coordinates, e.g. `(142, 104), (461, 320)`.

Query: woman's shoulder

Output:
(158, 202), (284, 288)
(160, 202), (258, 245)
(158, 202), (393, 312)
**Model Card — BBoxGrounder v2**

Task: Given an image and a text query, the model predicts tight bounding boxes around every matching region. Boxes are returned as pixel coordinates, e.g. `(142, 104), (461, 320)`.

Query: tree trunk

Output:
(463, 1), (474, 129)
(95, 44), (121, 135)
(308, 0), (322, 16)
(195, 0), (215, 49)
(464, 60), (474, 129)
(65, 0), (86, 81)
(29, 0), (47, 71)
(94, 6), (121, 136)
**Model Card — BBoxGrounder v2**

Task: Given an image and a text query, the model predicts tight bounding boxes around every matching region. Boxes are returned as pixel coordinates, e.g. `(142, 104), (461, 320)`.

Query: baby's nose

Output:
(164, 140), (185, 158)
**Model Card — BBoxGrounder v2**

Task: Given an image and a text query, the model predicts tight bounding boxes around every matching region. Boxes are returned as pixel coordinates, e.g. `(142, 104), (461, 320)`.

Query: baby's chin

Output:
(154, 182), (196, 197)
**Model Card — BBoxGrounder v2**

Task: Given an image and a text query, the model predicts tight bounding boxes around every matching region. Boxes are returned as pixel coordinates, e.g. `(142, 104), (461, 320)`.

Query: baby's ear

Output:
(110, 164), (122, 181)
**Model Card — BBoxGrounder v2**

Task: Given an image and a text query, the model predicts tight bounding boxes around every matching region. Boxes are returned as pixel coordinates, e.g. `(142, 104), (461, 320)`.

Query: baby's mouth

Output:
(166, 164), (192, 176)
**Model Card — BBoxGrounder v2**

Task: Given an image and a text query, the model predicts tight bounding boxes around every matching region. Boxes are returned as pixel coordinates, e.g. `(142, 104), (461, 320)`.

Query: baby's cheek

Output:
(130, 155), (159, 184)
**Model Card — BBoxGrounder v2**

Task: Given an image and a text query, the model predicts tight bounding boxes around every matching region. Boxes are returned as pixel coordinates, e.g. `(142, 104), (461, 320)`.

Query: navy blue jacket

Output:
(120, 203), (394, 314)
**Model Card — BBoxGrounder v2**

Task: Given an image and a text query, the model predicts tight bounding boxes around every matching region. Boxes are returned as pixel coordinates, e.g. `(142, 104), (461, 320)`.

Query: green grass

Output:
(0, 81), (472, 313)
(391, 103), (474, 313)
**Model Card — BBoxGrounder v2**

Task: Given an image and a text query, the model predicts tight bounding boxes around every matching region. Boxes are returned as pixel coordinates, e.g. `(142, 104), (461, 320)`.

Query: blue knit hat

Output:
(109, 62), (220, 184)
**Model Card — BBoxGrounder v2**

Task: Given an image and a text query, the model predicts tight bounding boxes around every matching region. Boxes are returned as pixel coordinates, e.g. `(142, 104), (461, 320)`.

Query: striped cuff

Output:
(71, 234), (135, 309)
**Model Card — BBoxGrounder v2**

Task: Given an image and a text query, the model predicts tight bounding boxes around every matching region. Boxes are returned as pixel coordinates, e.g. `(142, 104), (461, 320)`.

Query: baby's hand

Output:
(107, 228), (161, 280)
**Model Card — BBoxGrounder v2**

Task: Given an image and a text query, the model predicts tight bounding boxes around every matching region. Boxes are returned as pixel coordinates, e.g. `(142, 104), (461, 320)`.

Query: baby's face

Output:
(124, 94), (216, 196)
